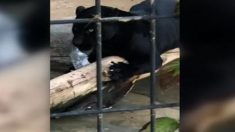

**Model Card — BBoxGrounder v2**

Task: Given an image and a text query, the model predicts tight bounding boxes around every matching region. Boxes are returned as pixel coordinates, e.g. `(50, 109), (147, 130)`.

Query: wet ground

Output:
(51, 92), (179, 132)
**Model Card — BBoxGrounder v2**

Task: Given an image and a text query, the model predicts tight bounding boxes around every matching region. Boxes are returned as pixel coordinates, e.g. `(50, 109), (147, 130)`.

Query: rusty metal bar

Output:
(51, 103), (179, 118)
(95, 0), (103, 132)
(50, 15), (176, 25)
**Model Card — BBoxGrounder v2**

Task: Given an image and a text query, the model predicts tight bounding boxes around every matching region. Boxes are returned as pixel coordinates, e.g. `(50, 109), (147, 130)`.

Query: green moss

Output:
(145, 117), (179, 132)
(163, 59), (180, 77)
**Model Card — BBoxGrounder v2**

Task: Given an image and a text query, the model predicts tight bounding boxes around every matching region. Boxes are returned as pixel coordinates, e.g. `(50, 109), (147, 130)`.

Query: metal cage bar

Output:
(51, 0), (179, 132)
(51, 103), (179, 118)
(149, 0), (157, 131)
(95, 0), (103, 131)
(50, 15), (176, 25)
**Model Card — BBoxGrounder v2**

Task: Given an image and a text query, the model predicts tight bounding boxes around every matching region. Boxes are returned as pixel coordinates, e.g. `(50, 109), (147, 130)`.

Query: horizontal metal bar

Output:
(50, 15), (177, 25)
(51, 103), (179, 118)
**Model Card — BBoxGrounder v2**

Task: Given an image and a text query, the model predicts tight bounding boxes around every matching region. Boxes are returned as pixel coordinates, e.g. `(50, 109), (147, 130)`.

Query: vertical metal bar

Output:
(149, 0), (157, 132)
(95, 0), (103, 132)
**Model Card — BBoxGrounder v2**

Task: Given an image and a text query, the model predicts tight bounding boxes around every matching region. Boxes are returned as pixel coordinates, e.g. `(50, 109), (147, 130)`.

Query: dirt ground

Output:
(50, 0), (144, 20)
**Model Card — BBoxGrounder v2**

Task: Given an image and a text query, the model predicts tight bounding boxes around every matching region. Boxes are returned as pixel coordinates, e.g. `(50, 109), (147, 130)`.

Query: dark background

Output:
(181, 0), (235, 111)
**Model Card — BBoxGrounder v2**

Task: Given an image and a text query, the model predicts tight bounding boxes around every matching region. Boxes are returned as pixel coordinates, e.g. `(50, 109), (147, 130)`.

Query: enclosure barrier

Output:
(50, 0), (179, 131)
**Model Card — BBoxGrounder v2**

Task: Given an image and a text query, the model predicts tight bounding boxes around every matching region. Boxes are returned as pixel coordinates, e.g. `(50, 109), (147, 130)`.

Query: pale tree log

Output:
(50, 48), (179, 110)
(50, 56), (127, 110)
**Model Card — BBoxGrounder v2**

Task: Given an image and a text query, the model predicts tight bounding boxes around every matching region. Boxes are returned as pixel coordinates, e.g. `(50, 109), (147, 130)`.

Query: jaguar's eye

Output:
(88, 29), (94, 32)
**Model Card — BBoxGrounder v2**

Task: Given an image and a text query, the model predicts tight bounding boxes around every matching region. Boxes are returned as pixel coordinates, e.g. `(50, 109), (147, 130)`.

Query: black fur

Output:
(72, 6), (178, 81)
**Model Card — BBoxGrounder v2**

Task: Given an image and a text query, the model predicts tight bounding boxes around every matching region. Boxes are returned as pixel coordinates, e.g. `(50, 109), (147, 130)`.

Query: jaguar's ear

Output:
(76, 6), (85, 16)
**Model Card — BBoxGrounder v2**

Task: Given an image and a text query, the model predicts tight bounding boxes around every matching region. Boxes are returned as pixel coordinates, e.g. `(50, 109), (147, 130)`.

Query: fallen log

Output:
(50, 48), (179, 111)
(50, 56), (128, 111)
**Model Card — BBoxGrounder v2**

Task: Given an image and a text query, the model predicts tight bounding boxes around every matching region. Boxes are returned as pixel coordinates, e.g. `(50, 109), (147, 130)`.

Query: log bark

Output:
(50, 56), (127, 110)
(50, 48), (179, 110)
